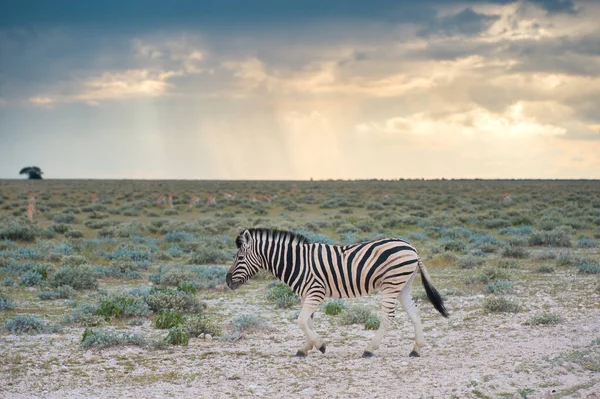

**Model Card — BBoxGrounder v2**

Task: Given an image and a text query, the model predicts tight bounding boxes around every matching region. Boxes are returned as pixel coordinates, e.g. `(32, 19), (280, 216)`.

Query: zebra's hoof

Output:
(362, 351), (374, 358)
(409, 350), (420, 357)
(295, 350), (307, 357)
(318, 344), (326, 354)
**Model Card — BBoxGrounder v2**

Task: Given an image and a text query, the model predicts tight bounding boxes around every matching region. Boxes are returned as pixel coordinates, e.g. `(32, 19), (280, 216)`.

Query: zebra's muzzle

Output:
(226, 273), (241, 290)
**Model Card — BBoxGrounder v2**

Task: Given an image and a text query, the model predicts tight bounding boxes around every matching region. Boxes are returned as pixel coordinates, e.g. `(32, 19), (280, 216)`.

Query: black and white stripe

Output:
(226, 228), (448, 357)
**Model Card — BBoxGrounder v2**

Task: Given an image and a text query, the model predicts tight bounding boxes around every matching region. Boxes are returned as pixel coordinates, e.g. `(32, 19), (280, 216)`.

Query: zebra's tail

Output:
(417, 258), (449, 318)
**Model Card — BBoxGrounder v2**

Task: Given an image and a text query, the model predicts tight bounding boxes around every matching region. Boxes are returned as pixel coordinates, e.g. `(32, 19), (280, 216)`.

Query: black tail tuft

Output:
(422, 274), (449, 318)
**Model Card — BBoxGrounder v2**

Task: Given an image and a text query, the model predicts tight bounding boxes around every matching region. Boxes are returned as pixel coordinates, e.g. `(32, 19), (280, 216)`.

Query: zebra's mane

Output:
(235, 228), (309, 248)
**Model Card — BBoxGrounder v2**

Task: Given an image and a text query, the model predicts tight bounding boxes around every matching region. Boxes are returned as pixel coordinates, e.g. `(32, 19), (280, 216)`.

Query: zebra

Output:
(226, 228), (448, 358)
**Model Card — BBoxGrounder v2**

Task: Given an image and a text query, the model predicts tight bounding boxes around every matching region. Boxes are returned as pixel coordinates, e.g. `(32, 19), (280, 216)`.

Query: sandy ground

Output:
(1, 271), (600, 399)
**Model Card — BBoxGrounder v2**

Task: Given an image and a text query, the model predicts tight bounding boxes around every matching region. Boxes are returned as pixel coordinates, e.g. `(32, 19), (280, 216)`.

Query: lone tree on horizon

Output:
(20, 166), (43, 180)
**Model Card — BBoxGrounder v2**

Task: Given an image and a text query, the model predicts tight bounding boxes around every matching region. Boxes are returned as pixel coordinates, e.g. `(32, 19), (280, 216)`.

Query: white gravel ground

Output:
(1, 271), (599, 399)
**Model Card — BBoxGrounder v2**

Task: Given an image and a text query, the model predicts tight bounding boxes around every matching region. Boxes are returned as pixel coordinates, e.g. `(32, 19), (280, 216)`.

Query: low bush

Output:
(577, 236), (598, 248)
(482, 296), (521, 313)
(177, 281), (198, 295)
(145, 288), (204, 313)
(155, 310), (183, 329)
(578, 263), (600, 274)
(1, 277), (15, 287)
(231, 314), (267, 334)
(265, 281), (299, 308)
(0, 218), (38, 242)
(501, 246), (529, 259)
(166, 326), (189, 345)
(18, 270), (43, 287)
(53, 213), (77, 224)
(528, 227), (572, 247)
(184, 314), (223, 337)
(484, 280), (513, 294)
(0, 289), (15, 310)
(497, 260), (519, 269)
(364, 315), (381, 330)
(535, 264), (555, 273)
(189, 245), (231, 265)
(525, 312), (561, 326)
(4, 314), (59, 334)
(49, 266), (98, 290)
(466, 267), (512, 285)
(80, 328), (148, 349)
(323, 299), (346, 316)
(37, 285), (75, 300)
(457, 255), (485, 269)
(340, 305), (375, 325)
(96, 293), (152, 320)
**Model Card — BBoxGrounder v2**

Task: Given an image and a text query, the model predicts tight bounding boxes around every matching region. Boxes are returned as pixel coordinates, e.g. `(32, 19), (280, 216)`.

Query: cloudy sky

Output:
(0, 0), (599, 179)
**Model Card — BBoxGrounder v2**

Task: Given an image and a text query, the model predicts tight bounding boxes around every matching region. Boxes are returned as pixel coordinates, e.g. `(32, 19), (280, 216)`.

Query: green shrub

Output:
(0, 218), (37, 242)
(80, 328), (147, 349)
(49, 266), (98, 290)
(485, 280), (513, 294)
(535, 264), (555, 273)
(37, 285), (75, 300)
(438, 239), (466, 252)
(528, 227), (572, 247)
(231, 314), (266, 333)
(482, 297), (521, 313)
(65, 230), (84, 239)
(159, 267), (196, 287)
(497, 260), (518, 269)
(0, 289), (15, 310)
(502, 246), (529, 259)
(265, 281), (299, 308)
(96, 299), (121, 321)
(166, 326), (189, 345)
(323, 299), (346, 316)
(96, 294), (152, 320)
(457, 255), (485, 269)
(364, 315), (381, 330)
(145, 288), (204, 313)
(155, 310), (183, 329)
(52, 224), (71, 234)
(63, 304), (105, 327)
(578, 263), (600, 274)
(53, 213), (77, 224)
(340, 305), (375, 325)
(189, 245), (231, 265)
(184, 314), (223, 337)
(4, 314), (58, 334)
(19, 271), (43, 287)
(1, 277), (15, 287)
(63, 255), (88, 266)
(525, 312), (561, 326)
(466, 267), (512, 285)
(177, 281), (198, 295)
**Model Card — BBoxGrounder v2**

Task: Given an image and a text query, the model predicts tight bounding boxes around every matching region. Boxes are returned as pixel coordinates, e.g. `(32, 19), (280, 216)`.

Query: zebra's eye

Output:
(237, 256), (244, 261)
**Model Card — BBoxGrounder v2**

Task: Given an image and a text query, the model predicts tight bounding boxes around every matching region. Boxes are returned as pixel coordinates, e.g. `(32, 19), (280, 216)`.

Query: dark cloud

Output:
(419, 8), (501, 37)
(528, 0), (577, 14)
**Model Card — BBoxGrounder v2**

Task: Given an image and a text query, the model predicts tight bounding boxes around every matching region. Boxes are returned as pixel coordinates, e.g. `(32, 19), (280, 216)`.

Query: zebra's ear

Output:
(242, 230), (252, 245)
(236, 230), (252, 248)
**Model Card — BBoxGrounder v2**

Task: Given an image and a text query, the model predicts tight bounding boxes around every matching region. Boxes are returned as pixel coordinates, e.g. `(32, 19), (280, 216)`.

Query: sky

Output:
(0, 0), (599, 180)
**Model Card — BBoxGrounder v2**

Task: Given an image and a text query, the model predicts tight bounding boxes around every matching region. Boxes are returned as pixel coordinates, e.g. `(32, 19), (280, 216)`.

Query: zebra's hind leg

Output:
(399, 273), (426, 357)
(362, 290), (397, 358)
(296, 297), (325, 357)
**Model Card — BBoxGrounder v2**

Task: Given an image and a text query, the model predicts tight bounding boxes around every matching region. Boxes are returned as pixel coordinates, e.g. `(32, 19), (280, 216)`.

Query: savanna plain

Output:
(0, 179), (599, 399)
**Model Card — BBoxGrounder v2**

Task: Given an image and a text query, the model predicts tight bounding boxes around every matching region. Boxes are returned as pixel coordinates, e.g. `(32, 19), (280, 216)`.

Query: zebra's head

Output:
(226, 229), (262, 290)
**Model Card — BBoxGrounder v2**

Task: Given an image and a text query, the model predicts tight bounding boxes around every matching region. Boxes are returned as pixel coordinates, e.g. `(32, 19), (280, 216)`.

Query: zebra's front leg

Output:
(296, 298), (325, 357)
(363, 291), (397, 358)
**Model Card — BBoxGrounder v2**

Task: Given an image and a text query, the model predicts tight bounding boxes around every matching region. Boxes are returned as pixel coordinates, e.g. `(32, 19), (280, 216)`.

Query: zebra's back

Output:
(310, 238), (420, 299)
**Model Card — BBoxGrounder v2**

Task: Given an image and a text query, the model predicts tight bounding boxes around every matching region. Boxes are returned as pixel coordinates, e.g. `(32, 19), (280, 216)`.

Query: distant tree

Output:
(19, 166), (43, 180)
